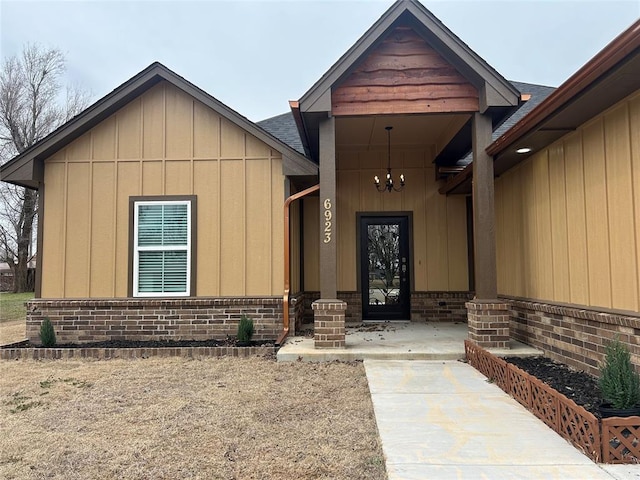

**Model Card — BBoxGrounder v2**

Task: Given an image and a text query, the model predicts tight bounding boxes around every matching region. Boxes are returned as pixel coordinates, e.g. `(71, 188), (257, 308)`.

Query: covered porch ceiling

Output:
(335, 113), (470, 152)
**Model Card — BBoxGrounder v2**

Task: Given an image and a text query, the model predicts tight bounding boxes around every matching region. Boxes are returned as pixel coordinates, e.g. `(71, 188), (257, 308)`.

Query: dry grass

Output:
(0, 356), (387, 480)
(0, 320), (26, 345)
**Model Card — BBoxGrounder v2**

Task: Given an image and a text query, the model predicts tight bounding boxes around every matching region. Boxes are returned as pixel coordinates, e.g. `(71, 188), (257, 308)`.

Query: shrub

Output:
(39, 318), (56, 347)
(237, 315), (254, 343)
(599, 338), (640, 409)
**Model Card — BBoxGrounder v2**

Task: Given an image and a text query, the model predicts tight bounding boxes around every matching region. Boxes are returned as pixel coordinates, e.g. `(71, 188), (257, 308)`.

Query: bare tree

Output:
(0, 44), (90, 292)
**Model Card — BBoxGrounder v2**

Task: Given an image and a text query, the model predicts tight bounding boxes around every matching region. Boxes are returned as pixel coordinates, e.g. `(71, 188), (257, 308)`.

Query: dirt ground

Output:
(0, 356), (387, 480)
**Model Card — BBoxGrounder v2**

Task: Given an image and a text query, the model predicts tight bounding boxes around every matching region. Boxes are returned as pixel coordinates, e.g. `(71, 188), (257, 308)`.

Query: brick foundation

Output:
(26, 297), (282, 345)
(312, 299), (346, 348)
(506, 297), (640, 377)
(302, 291), (472, 324)
(466, 300), (510, 348)
(411, 292), (473, 322)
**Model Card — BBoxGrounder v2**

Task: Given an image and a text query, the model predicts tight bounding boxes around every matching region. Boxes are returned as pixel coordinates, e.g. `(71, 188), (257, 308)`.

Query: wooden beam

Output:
(472, 112), (498, 300)
(319, 116), (337, 299)
(332, 98), (478, 116)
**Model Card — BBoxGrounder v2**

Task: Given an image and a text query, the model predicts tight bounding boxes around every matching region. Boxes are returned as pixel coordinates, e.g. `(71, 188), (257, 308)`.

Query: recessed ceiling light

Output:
(516, 147), (532, 154)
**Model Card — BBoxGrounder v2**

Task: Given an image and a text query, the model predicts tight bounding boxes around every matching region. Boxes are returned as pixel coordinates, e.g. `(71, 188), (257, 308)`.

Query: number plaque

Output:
(323, 198), (332, 243)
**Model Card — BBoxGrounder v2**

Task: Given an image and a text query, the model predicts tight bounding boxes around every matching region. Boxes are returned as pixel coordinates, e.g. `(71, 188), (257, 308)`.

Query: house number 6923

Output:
(323, 198), (332, 243)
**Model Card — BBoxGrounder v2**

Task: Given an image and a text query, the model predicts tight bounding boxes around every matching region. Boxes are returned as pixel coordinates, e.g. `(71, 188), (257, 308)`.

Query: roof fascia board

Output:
(487, 19), (640, 157)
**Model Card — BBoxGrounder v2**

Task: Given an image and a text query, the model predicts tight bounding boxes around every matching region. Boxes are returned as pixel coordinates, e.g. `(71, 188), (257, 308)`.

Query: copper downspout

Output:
(277, 184), (319, 346)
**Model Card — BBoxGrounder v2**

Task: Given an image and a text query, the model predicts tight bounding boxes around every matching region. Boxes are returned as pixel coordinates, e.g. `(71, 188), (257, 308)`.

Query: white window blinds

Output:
(134, 201), (191, 296)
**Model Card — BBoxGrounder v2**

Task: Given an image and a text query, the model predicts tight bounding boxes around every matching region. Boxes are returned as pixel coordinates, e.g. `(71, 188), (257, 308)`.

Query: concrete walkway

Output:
(364, 360), (639, 480)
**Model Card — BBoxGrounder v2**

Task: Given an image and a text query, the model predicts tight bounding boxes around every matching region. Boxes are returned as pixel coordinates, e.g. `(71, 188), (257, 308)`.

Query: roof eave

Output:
(487, 19), (640, 158)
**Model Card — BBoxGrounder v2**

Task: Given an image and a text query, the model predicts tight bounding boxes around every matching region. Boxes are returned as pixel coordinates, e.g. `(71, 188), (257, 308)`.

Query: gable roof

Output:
(294, 0), (521, 162)
(1, 62), (317, 189)
(298, 0), (519, 115)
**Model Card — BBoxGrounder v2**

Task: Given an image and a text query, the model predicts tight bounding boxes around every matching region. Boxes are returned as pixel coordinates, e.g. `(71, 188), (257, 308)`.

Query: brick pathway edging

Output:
(0, 344), (276, 360)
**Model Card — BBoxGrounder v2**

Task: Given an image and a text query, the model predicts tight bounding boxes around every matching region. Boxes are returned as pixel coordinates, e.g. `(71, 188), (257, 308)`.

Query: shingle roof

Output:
(257, 112), (305, 155)
(258, 80), (556, 164)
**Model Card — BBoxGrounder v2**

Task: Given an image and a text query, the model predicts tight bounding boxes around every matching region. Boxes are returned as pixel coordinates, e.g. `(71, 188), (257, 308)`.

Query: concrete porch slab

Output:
(277, 322), (541, 362)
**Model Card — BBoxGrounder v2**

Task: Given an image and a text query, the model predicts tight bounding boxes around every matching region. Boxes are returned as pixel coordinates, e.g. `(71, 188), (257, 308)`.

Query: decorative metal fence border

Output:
(465, 340), (640, 464)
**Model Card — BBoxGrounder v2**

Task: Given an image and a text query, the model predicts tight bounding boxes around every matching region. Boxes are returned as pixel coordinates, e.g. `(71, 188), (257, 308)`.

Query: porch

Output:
(277, 322), (540, 362)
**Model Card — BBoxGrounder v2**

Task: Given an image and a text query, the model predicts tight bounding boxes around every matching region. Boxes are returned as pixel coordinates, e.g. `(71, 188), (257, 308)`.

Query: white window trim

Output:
(133, 199), (192, 297)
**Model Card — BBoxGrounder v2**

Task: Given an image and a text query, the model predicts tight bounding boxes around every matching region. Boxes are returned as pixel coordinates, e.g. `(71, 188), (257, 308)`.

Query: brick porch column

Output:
(312, 299), (346, 348)
(466, 300), (510, 349)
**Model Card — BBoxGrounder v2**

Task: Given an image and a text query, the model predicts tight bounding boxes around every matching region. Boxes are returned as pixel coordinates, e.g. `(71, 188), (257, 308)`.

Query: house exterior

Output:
(0, 257), (36, 292)
(1, 0), (638, 372)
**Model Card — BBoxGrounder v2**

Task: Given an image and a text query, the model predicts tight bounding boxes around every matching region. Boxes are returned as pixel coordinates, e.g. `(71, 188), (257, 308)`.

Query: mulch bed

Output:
(505, 356), (602, 417)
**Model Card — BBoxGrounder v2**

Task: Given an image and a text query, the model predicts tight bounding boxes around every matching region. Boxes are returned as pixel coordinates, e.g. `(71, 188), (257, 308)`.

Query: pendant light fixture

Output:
(374, 126), (405, 193)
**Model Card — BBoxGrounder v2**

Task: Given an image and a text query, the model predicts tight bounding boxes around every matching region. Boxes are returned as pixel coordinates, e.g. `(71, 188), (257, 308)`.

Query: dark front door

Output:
(360, 215), (410, 320)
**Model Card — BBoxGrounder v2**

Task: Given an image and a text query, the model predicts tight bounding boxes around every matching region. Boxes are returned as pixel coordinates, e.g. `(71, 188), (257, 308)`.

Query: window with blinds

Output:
(133, 200), (191, 296)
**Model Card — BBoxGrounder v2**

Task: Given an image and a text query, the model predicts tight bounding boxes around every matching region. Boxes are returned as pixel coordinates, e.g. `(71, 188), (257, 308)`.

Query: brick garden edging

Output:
(1, 343), (276, 360)
(465, 340), (640, 464)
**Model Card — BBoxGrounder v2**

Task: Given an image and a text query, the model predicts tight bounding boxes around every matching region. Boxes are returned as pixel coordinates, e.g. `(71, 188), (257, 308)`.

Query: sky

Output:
(1, 0), (638, 122)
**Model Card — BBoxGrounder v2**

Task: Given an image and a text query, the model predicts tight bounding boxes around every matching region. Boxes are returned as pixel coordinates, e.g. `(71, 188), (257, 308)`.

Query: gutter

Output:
(288, 101), (313, 159)
(277, 183), (320, 346)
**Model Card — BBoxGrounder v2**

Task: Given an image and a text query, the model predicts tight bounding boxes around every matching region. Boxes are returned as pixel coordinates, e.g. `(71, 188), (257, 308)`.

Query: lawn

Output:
(0, 356), (387, 480)
(0, 292), (31, 345)
(0, 292), (33, 323)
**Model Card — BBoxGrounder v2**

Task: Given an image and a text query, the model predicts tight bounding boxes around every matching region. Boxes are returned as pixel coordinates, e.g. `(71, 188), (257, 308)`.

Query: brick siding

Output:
(301, 291), (472, 323)
(411, 292), (473, 322)
(505, 297), (640, 377)
(26, 297), (283, 345)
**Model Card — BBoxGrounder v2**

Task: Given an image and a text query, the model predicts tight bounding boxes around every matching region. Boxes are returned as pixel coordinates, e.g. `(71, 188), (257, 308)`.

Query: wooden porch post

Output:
(314, 115), (345, 348)
(471, 112), (497, 300)
(318, 115), (337, 299)
(467, 112), (509, 349)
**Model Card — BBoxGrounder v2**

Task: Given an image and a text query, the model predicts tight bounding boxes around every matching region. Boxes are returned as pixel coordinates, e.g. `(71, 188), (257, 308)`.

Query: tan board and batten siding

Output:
(496, 91), (640, 312)
(302, 146), (469, 292)
(42, 81), (285, 298)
